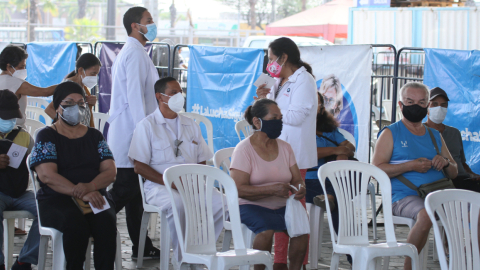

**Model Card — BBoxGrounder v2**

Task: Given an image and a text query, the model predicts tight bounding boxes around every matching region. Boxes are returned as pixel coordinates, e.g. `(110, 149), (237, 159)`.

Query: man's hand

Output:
(86, 95), (97, 106)
(469, 173), (480, 181)
(0, 154), (9, 169)
(293, 185), (306, 200)
(72, 182), (95, 199)
(410, 158), (432, 173)
(336, 154), (349, 161)
(432, 155), (448, 171)
(82, 191), (106, 209)
(254, 84), (271, 100)
(271, 183), (295, 198)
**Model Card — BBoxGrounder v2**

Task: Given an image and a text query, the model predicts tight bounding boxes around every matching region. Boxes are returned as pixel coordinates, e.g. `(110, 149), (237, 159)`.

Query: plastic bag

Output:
(285, 184), (310, 237)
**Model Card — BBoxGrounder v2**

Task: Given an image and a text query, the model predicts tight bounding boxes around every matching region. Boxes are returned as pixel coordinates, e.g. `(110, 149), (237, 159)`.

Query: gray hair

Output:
(399, 82), (429, 103)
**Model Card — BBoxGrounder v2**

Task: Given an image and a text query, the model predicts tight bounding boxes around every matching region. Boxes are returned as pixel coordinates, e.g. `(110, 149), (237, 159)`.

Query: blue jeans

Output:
(0, 191), (40, 265)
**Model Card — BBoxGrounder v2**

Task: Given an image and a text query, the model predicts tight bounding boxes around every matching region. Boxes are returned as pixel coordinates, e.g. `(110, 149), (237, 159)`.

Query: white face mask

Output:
(161, 92), (185, 113)
(82, 70), (97, 89)
(10, 66), (27, 80)
(429, 106), (448, 124)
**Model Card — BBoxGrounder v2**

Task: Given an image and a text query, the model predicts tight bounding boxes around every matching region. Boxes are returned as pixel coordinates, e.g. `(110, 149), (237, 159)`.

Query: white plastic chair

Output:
(180, 112), (214, 155)
(92, 112), (109, 134)
(212, 147), (256, 258)
(318, 161), (419, 270)
(27, 155), (122, 270)
(25, 106), (52, 126)
(425, 189), (480, 270)
(235, 120), (254, 141)
(137, 175), (170, 270)
(163, 164), (273, 270)
(390, 216), (430, 269)
(25, 119), (46, 138)
(3, 210), (35, 270)
(27, 97), (50, 109)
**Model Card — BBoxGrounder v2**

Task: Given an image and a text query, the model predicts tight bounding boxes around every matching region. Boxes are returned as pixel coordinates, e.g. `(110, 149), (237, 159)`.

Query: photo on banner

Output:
(299, 45), (372, 162)
(423, 48), (480, 174)
(186, 45), (265, 152)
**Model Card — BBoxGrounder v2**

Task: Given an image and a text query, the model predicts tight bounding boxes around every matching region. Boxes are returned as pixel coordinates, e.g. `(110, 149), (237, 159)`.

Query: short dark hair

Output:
(244, 98), (278, 130)
(123, 7), (147, 35)
(154, 77), (177, 94)
(0, 45), (28, 71)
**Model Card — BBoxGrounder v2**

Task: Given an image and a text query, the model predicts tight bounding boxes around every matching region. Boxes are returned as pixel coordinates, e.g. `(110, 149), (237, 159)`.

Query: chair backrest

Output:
(425, 189), (480, 270)
(382, 100), (392, 121)
(318, 161), (397, 247)
(27, 97), (49, 109)
(235, 120), (254, 141)
(180, 112), (214, 154)
(26, 155), (44, 229)
(337, 128), (357, 158)
(213, 147), (235, 174)
(163, 164), (247, 255)
(25, 106), (52, 125)
(137, 175), (161, 213)
(24, 119), (46, 138)
(92, 112), (109, 134)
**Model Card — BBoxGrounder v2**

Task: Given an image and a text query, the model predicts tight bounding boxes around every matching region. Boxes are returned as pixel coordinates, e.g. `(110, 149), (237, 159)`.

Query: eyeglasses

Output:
(174, 139), (183, 157)
(61, 99), (87, 108)
(323, 96), (335, 107)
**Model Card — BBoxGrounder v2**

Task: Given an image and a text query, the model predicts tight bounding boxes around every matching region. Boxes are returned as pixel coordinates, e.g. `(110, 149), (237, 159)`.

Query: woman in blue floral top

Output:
(30, 81), (117, 270)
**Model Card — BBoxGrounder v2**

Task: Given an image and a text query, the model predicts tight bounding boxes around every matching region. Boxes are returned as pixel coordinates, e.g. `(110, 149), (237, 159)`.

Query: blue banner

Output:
(186, 45), (265, 152)
(423, 48), (480, 174)
(26, 42), (78, 102)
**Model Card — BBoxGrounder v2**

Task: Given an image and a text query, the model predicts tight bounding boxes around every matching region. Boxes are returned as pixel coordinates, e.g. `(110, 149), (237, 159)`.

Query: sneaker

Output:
(131, 246), (160, 260)
(313, 195), (335, 211)
(11, 258), (32, 270)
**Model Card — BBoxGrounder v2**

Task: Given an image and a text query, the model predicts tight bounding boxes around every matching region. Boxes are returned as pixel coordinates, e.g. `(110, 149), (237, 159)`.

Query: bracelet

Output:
(92, 182), (97, 191)
(443, 157), (450, 168)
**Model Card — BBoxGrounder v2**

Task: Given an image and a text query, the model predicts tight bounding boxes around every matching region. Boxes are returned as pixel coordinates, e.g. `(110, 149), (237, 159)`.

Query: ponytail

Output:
(65, 70), (76, 79)
(298, 59), (314, 78)
(244, 98), (278, 130)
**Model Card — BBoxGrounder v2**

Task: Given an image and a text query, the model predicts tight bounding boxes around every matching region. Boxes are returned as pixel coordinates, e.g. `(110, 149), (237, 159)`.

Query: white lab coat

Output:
(107, 37), (159, 168)
(128, 108), (221, 262)
(266, 66), (318, 169)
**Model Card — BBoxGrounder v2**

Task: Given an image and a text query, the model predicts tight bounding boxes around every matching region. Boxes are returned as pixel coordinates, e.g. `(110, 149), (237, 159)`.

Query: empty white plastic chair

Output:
(163, 164), (273, 270)
(27, 97), (50, 109)
(425, 189), (480, 270)
(25, 106), (52, 125)
(136, 175), (170, 270)
(92, 112), (109, 134)
(180, 112), (214, 155)
(318, 161), (419, 270)
(27, 155), (122, 270)
(25, 119), (46, 138)
(235, 120), (254, 141)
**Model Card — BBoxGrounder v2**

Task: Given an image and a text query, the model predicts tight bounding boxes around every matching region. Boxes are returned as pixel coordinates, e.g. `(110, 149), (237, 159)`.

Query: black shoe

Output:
(11, 258), (32, 270)
(131, 246), (160, 260)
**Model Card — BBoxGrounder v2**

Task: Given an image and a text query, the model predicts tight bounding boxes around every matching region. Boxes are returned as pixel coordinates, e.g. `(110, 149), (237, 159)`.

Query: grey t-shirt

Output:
(442, 125), (468, 177)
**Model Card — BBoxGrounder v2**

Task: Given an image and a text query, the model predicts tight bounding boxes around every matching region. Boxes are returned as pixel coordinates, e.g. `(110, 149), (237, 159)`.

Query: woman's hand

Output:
(82, 191), (106, 209)
(271, 183), (294, 198)
(86, 95), (97, 106)
(293, 185), (306, 200)
(72, 182), (95, 199)
(336, 154), (349, 161)
(335, 146), (353, 156)
(254, 84), (271, 100)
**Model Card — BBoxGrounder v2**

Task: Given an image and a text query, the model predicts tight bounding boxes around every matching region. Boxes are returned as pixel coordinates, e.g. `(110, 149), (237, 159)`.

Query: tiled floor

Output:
(12, 207), (441, 270)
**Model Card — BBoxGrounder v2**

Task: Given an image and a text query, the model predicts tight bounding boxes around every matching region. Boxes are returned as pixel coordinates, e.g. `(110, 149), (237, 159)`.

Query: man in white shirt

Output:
(107, 6), (160, 259)
(129, 77), (225, 262)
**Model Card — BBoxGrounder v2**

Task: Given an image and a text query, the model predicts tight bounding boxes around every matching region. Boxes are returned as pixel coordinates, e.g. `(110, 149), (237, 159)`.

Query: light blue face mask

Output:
(0, 118), (16, 134)
(137, 23), (157, 42)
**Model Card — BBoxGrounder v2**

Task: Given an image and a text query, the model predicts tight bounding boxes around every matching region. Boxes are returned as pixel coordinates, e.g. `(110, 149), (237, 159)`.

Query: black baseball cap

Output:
(0, 89), (22, 120)
(429, 87), (450, 101)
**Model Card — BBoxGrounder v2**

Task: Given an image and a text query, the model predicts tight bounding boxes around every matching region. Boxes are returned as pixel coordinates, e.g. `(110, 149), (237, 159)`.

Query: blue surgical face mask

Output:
(137, 23), (157, 42)
(0, 118), (16, 134)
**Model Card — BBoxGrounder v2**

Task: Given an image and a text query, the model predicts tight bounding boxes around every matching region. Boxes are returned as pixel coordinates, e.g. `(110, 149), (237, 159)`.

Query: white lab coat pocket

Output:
(151, 144), (174, 165)
(181, 140), (199, 164)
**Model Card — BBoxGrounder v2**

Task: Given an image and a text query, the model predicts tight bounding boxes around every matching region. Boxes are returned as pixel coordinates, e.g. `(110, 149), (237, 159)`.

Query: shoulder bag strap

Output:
(6, 127), (22, 141)
(319, 134), (340, 147)
(423, 124), (449, 177)
(396, 174), (421, 195)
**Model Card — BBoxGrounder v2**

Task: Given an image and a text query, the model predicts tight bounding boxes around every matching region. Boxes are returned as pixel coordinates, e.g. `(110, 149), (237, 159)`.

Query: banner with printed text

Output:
(186, 46), (265, 152)
(423, 49), (480, 174)
(299, 45), (372, 162)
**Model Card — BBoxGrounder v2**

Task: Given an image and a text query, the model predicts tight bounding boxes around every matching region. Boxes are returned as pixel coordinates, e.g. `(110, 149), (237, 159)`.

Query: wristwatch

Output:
(443, 157), (450, 168)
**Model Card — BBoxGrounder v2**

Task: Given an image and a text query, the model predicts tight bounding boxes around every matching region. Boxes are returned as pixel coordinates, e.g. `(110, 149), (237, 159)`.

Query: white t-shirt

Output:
(0, 75), (26, 126)
(165, 117), (178, 138)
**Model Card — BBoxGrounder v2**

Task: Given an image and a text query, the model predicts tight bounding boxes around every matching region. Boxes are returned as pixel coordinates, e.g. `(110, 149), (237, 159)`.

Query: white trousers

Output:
(144, 181), (226, 261)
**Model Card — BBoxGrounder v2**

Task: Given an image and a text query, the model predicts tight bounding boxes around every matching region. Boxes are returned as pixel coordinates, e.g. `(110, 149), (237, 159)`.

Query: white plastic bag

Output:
(285, 184), (310, 237)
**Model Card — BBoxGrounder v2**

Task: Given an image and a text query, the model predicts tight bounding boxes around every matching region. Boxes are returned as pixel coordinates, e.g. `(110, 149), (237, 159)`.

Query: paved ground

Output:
(11, 203), (442, 270)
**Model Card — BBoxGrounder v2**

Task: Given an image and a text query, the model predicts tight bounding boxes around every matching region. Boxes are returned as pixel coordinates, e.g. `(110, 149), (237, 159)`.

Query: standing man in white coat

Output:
(107, 6), (160, 260)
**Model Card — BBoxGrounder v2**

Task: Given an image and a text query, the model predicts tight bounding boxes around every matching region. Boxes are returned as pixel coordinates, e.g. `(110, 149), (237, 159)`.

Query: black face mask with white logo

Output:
(401, 102), (428, 123)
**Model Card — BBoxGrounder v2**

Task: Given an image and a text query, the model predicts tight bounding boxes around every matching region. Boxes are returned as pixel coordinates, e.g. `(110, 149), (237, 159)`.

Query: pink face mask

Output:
(266, 57), (284, 78)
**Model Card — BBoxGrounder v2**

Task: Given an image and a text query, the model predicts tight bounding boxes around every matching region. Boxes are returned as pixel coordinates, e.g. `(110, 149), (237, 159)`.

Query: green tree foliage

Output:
(65, 18), (101, 42)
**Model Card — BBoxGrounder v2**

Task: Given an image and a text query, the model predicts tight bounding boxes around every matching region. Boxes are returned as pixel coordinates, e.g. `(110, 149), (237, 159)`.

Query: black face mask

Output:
(401, 102), (428, 123)
(259, 118), (283, 139)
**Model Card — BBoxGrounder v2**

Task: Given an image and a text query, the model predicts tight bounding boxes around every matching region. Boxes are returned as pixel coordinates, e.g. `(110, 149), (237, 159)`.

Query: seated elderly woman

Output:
(30, 81), (117, 270)
(230, 98), (308, 270)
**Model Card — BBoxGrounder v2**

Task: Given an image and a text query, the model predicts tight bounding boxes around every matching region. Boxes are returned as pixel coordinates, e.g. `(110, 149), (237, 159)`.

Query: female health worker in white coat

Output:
(256, 37), (317, 270)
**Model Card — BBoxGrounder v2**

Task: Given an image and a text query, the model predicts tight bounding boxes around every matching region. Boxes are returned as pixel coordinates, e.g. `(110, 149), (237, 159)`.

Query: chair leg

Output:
(160, 211), (170, 270)
(149, 213), (158, 239)
(221, 229), (232, 252)
(329, 252), (340, 270)
(52, 234), (66, 270)
(18, 218), (26, 230)
(37, 236), (49, 270)
(84, 238), (93, 270)
(317, 208), (325, 259)
(4, 219), (15, 270)
(115, 230), (122, 270)
(308, 204), (320, 269)
(368, 183), (378, 242)
(137, 211), (151, 268)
